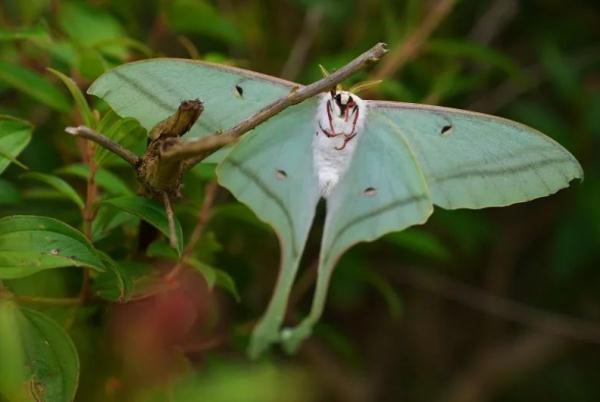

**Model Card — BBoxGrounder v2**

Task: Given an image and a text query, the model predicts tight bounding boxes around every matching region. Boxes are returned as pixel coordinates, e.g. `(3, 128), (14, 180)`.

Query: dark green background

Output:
(0, 0), (598, 401)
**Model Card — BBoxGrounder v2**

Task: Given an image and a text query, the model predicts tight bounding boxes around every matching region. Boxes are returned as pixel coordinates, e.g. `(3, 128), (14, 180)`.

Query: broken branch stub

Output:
(137, 99), (204, 197)
(148, 99), (204, 141)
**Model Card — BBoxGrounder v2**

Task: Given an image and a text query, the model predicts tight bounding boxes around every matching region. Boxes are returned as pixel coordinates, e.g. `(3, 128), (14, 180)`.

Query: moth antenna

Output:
(318, 64), (330, 78)
(320, 64), (345, 91)
(349, 79), (383, 94)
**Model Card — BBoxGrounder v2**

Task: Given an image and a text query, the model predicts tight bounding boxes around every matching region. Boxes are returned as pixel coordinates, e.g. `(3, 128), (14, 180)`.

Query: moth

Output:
(89, 57), (583, 357)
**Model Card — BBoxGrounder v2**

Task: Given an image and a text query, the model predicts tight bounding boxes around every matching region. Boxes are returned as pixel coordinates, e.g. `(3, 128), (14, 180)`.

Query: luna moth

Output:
(88, 57), (583, 357)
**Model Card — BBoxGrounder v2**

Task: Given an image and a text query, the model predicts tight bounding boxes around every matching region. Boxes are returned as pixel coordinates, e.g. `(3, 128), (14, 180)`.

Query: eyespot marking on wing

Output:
(275, 169), (288, 180)
(234, 84), (244, 98)
(440, 124), (453, 136)
(363, 187), (377, 196)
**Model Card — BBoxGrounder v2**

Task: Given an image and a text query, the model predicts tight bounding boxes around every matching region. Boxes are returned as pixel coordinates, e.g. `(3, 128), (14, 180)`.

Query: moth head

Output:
(329, 90), (357, 117)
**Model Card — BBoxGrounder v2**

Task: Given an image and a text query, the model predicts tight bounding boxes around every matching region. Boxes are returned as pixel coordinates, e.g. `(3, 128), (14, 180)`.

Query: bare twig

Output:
(183, 181), (219, 255)
(82, 141), (97, 240)
(280, 7), (325, 80)
(467, 0), (518, 44)
(79, 139), (98, 302)
(13, 296), (81, 306)
(469, 46), (600, 113)
(441, 332), (565, 402)
(162, 192), (178, 251)
(371, 0), (456, 81)
(422, 0), (518, 105)
(165, 181), (219, 281)
(163, 42), (389, 165)
(392, 267), (600, 344)
(65, 125), (141, 166)
(303, 341), (370, 402)
(177, 35), (200, 60)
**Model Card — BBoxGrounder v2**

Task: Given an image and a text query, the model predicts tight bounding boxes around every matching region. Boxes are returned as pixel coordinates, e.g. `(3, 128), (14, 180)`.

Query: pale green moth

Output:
(89, 58), (583, 357)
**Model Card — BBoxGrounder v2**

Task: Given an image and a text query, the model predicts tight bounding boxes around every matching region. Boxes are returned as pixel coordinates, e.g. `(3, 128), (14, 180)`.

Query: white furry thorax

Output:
(313, 91), (368, 198)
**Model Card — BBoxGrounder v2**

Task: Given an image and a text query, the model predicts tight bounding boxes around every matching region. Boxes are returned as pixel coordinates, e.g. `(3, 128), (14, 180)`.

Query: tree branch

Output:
(165, 181), (219, 282)
(162, 192), (178, 250)
(392, 266), (600, 344)
(280, 6), (325, 80)
(163, 42), (389, 165)
(441, 332), (565, 402)
(370, 0), (456, 82)
(65, 125), (141, 166)
(13, 295), (82, 306)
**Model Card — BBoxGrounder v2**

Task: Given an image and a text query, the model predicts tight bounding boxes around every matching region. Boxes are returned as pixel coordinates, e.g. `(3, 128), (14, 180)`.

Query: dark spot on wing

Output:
(275, 169), (288, 179)
(440, 124), (453, 136)
(363, 187), (377, 196)
(235, 84), (244, 97)
(225, 158), (299, 257)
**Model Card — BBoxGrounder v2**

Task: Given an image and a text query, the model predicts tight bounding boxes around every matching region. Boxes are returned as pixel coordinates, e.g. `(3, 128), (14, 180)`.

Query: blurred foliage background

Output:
(0, 0), (599, 401)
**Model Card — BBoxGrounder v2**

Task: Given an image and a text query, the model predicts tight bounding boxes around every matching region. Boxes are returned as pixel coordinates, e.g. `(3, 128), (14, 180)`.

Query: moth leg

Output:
(248, 248), (302, 358)
(281, 259), (335, 354)
(333, 107), (360, 150)
(349, 105), (360, 132)
(326, 100), (337, 134)
(334, 131), (358, 151)
(318, 122), (341, 138)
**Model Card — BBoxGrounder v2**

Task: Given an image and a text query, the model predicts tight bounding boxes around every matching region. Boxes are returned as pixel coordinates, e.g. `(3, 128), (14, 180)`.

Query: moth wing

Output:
(216, 99), (320, 357)
(281, 107), (434, 351)
(371, 101), (583, 209)
(322, 108), (434, 269)
(89, 59), (299, 161)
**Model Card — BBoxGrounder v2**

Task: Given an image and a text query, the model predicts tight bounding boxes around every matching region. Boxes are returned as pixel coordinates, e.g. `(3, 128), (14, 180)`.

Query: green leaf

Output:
(92, 253), (133, 302)
(0, 300), (28, 400)
(189, 163), (217, 181)
(93, 260), (152, 302)
(0, 61), (70, 112)
(91, 206), (137, 242)
(0, 24), (51, 45)
(0, 116), (32, 175)
(0, 302), (80, 402)
(540, 43), (580, 102)
(146, 239), (179, 260)
(187, 259), (240, 302)
(56, 163), (133, 195)
(0, 215), (105, 279)
(47, 68), (95, 128)
(366, 272), (403, 318)
(214, 270), (240, 301)
(426, 38), (521, 77)
(21, 172), (84, 209)
(171, 363), (311, 402)
(166, 0), (243, 45)
(384, 229), (451, 261)
(58, 2), (128, 60)
(76, 48), (108, 81)
(102, 196), (183, 254)
(95, 110), (146, 166)
(186, 258), (217, 288)
(0, 178), (20, 205)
